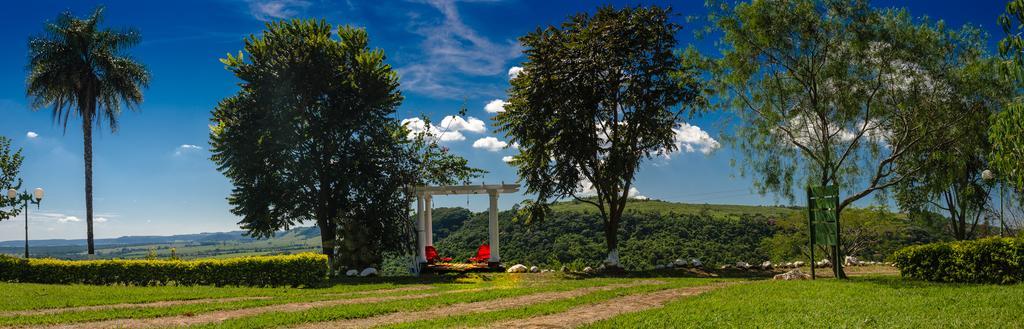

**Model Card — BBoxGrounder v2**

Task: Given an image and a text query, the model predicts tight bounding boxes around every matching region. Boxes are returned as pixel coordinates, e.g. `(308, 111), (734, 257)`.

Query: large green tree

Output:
(0, 137), (25, 221)
(895, 57), (1014, 240)
(705, 0), (978, 276)
(26, 7), (150, 255)
(994, 0), (1024, 195)
(495, 5), (703, 268)
(211, 20), (479, 269)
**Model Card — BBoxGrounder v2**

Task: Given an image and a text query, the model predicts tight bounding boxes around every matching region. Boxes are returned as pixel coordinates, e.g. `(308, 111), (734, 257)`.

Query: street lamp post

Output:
(8, 188), (44, 258)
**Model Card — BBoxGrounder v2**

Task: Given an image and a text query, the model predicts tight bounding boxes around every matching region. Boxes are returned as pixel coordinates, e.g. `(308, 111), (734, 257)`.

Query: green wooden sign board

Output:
(806, 185), (843, 279)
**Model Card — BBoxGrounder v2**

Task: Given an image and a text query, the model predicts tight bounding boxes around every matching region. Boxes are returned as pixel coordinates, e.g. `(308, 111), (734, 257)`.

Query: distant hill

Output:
(0, 226), (322, 260)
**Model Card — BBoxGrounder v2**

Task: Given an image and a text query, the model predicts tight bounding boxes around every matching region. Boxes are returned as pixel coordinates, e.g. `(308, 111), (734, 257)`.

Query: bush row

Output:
(0, 253), (328, 286)
(893, 237), (1024, 284)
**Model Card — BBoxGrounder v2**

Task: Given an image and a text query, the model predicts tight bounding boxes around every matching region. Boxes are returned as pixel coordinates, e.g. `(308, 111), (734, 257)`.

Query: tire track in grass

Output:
(2, 285), (432, 318)
(26, 287), (495, 329)
(288, 280), (667, 329)
(481, 282), (737, 329)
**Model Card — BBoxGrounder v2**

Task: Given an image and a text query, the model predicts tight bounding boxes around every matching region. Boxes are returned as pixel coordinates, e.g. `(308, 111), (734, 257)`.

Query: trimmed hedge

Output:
(0, 253), (328, 287)
(894, 237), (1024, 284)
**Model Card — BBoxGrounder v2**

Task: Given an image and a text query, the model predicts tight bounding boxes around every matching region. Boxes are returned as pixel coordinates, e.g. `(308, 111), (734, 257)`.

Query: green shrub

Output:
(0, 253), (328, 287)
(894, 237), (1024, 284)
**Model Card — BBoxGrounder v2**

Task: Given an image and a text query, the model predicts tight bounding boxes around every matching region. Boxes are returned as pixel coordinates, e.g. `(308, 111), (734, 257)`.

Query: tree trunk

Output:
(83, 117), (95, 256)
(604, 206), (621, 268)
(834, 207), (847, 279)
(316, 214), (336, 270)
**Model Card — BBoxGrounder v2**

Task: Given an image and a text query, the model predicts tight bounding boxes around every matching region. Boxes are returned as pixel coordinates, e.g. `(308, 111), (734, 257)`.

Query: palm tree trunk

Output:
(83, 117), (95, 255)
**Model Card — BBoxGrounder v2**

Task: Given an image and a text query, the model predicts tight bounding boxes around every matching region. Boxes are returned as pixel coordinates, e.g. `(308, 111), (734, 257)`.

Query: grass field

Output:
(1, 267), (1020, 328)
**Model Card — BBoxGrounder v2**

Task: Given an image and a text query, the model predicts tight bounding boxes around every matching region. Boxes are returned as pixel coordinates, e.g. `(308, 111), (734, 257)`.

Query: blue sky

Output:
(0, 0), (1009, 241)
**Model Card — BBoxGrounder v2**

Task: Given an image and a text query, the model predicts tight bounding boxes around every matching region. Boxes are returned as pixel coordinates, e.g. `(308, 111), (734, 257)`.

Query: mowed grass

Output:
(3, 273), (1022, 328)
(585, 276), (1024, 329)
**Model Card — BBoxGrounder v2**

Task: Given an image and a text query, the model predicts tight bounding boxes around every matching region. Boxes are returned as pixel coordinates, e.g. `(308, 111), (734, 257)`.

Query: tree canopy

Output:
(993, 0), (1024, 194)
(211, 20), (413, 268)
(705, 0), (978, 212)
(495, 5), (704, 266)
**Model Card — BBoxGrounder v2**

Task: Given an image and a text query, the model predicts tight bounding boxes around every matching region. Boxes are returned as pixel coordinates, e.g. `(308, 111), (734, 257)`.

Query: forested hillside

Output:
(433, 200), (948, 270)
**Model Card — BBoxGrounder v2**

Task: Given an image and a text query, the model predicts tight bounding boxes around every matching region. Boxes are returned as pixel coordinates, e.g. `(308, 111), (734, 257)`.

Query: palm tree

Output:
(26, 7), (150, 255)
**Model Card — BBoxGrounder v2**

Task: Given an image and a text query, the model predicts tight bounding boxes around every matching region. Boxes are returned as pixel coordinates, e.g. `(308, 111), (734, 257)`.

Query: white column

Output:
(488, 190), (500, 263)
(425, 194), (434, 246)
(416, 193), (426, 263)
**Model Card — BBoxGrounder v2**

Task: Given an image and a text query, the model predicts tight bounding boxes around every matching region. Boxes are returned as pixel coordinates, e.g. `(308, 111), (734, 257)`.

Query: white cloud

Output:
(671, 123), (720, 156)
(485, 99), (507, 113)
(401, 117), (466, 142)
(577, 179), (647, 200)
(95, 217), (108, 223)
(440, 116), (486, 134)
(247, 0), (310, 21)
(26, 131), (38, 139)
(508, 66), (523, 80)
(58, 216), (80, 223)
(472, 137), (508, 152)
(398, 0), (521, 98)
(174, 144), (203, 156)
(501, 155), (514, 163)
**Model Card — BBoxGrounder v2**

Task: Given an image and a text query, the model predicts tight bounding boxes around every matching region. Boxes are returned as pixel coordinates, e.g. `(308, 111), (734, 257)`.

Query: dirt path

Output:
(481, 281), (736, 329)
(3, 285), (431, 318)
(28, 287), (493, 329)
(290, 280), (667, 329)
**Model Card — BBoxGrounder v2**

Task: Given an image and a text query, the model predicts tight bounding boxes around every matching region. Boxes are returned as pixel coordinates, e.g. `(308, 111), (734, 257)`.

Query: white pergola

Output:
(413, 183), (519, 266)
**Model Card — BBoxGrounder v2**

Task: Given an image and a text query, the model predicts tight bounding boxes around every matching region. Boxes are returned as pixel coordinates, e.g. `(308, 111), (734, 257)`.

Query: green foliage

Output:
(894, 237), (1024, 284)
(26, 6), (150, 255)
(704, 0), (979, 212)
(495, 5), (704, 259)
(0, 253), (327, 287)
(0, 136), (24, 220)
(763, 207), (941, 262)
(210, 20), (413, 269)
(895, 54), (1013, 240)
(989, 103), (1024, 194)
(436, 203), (776, 270)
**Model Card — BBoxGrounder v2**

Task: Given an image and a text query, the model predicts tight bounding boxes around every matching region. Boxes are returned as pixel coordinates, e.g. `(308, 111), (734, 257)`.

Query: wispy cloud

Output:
(247, 0), (311, 21)
(399, 0), (521, 98)
(58, 216), (80, 223)
(174, 144), (203, 156)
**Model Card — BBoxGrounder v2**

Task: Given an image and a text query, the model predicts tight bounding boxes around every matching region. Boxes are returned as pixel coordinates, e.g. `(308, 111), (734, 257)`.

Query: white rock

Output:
(720, 264), (732, 270)
(736, 261), (752, 269)
(844, 256), (862, 266)
(793, 261), (805, 267)
(784, 262), (794, 268)
(673, 258), (687, 267)
(583, 266), (595, 274)
(507, 264), (528, 273)
(345, 269), (358, 277)
(691, 259), (703, 267)
(359, 268), (377, 277)
(654, 264), (666, 270)
(760, 261), (773, 270)
(529, 266), (540, 273)
(773, 269), (811, 280)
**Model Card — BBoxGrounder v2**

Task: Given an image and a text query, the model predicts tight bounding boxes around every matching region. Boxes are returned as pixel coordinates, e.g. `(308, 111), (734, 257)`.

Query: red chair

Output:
(468, 243), (491, 263)
(425, 246), (452, 263)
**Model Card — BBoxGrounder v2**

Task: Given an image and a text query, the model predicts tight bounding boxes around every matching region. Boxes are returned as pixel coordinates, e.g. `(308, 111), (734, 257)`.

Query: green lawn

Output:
(0, 273), (1019, 328)
(586, 275), (1024, 328)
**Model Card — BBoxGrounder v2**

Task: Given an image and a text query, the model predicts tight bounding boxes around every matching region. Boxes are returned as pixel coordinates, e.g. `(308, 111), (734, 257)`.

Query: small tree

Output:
(496, 5), (704, 267)
(705, 0), (979, 276)
(0, 136), (25, 220)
